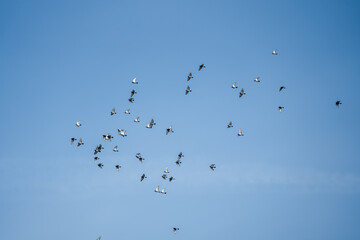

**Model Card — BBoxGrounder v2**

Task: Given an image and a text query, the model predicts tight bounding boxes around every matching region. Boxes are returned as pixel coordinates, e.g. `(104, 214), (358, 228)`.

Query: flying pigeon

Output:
(232, 82), (238, 89)
(173, 227), (179, 234)
(118, 129), (127, 137)
(134, 117), (140, 123)
(94, 144), (104, 155)
(113, 145), (118, 152)
(136, 153), (145, 163)
(97, 236), (101, 240)
(161, 188), (166, 194)
(336, 101), (342, 107)
(278, 106), (284, 112)
(162, 174), (167, 180)
(75, 121), (81, 127)
(166, 125), (174, 135)
(94, 156), (100, 162)
(210, 164), (216, 171)
(178, 152), (184, 160)
(227, 121), (233, 128)
(169, 176), (175, 182)
(132, 77), (138, 84)
(272, 49), (278, 55)
(98, 163), (104, 169)
(115, 165), (121, 171)
(140, 173), (147, 182)
(279, 86), (286, 92)
(185, 86), (192, 95)
(239, 88), (246, 98)
(187, 72), (193, 81)
(155, 185), (160, 193)
(128, 98), (134, 103)
(124, 108), (130, 114)
(164, 167), (169, 173)
(130, 89), (137, 97)
(146, 119), (156, 128)
(175, 159), (182, 166)
(103, 134), (114, 141)
(110, 107), (116, 116)
(254, 77), (260, 82)
(238, 129), (244, 136)
(77, 138), (84, 147)
(70, 137), (77, 144)
(198, 64), (205, 71)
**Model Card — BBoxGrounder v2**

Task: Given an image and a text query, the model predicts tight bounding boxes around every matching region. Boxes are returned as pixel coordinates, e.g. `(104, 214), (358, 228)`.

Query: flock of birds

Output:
(71, 49), (343, 239)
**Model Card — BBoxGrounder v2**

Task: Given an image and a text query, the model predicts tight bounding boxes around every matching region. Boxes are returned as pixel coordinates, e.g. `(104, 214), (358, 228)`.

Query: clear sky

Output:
(1, 0), (360, 239)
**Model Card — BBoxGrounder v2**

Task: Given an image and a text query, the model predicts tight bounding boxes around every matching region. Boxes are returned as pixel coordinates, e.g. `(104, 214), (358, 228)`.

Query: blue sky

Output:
(1, 0), (360, 239)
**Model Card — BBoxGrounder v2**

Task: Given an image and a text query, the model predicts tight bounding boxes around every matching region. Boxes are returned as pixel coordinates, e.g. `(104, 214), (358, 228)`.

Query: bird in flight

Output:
(178, 152), (184, 160)
(187, 72), (193, 81)
(146, 119), (156, 128)
(155, 185), (160, 193)
(70, 138), (77, 145)
(162, 174), (167, 180)
(169, 176), (175, 182)
(210, 164), (216, 171)
(136, 153), (145, 163)
(185, 86), (192, 95)
(166, 125), (174, 135)
(238, 129), (244, 136)
(232, 82), (238, 89)
(164, 167), (169, 173)
(278, 106), (284, 112)
(94, 156), (99, 162)
(75, 121), (81, 127)
(272, 49), (278, 55)
(118, 129), (127, 137)
(132, 77), (138, 84)
(130, 89), (137, 97)
(94, 144), (104, 155)
(124, 108), (130, 114)
(115, 165), (121, 171)
(103, 134), (114, 141)
(176, 159), (182, 166)
(98, 163), (104, 169)
(113, 145), (118, 152)
(128, 97), (134, 103)
(198, 64), (205, 71)
(77, 138), (84, 147)
(239, 88), (246, 98)
(279, 86), (286, 92)
(336, 101), (342, 107)
(134, 117), (140, 123)
(140, 173), (147, 182)
(227, 121), (233, 128)
(173, 227), (179, 234)
(97, 236), (101, 240)
(254, 77), (260, 82)
(161, 188), (167, 194)
(110, 107), (116, 116)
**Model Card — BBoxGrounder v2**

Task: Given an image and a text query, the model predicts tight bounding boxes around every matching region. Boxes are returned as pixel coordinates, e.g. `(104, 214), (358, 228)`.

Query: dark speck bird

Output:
(187, 72), (193, 81)
(131, 89), (137, 97)
(336, 101), (342, 107)
(77, 138), (84, 147)
(173, 227), (179, 234)
(140, 173), (147, 182)
(185, 86), (192, 95)
(98, 163), (104, 168)
(279, 86), (286, 92)
(115, 165), (121, 171)
(210, 164), (216, 171)
(169, 176), (175, 182)
(71, 138), (77, 144)
(198, 64), (205, 71)
(128, 97), (134, 103)
(239, 88), (246, 98)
